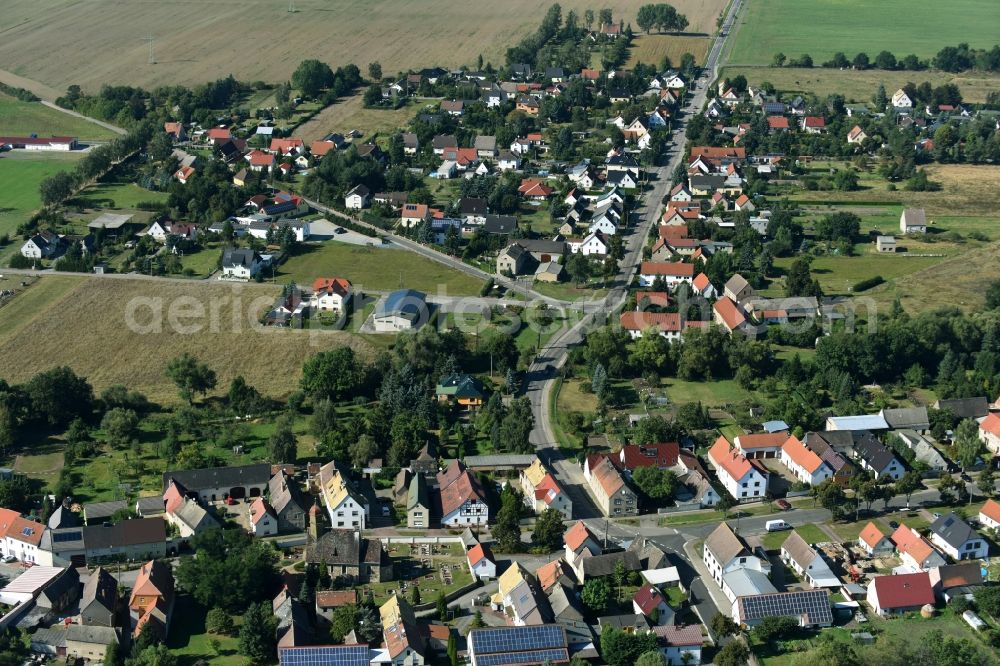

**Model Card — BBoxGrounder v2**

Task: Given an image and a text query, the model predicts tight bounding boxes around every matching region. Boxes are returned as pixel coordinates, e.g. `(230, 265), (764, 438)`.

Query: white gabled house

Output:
(317, 462), (368, 530)
(779, 435), (833, 486)
(708, 436), (768, 502)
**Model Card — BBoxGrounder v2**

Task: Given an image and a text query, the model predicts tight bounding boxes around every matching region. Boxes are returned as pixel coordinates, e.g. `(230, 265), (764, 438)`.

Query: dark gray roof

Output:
(82, 518), (166, 550)
(48, 505), (80, 530)
(432, 134), (458, 149)
(483, 215), (517, 235)
(459, 197), (487, 215)
(135, 496), (165, 516)
(162, 464), (271, 493)
(221, 248), (260, 268)
(689, 174), (726, 191)
(881, 407), (930, 430)
(514, 239), (567, 255)
(38, 568), (80, 605)
(81, 567), (117, 614)
(84, 500), (127, 523)
(307, 530), (386, 567)
(935, 397), (989, 420)
(580, 550), (641, 578)
(407, 474), (429, 511)
(806, 430), (854, 452)
(376, 289), (427, 320)
(852, 433), (897, 472)
(597, 614), (649, 631)
(803, 434), (852, 473)
(269, 470), (307, 516)
(66, 625), (119, 645)
(930, 513), (980, 549)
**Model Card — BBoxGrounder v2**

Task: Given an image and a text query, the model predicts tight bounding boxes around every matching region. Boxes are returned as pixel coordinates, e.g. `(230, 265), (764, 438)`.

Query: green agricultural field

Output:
(277, 242), (483, 296)
(70, 179), (169, 210)
(719, 66), (1000, 105)
(0, 152), (81, 251)
(729, 0), (1000, 66)
(0, 93), (118, 140)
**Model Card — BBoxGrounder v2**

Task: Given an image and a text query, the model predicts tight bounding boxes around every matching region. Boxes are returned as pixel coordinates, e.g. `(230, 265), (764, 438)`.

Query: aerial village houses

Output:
(583, 454), (638, 517)
(979, 499), (1000, 531)
(858, 522), (894, 556)
(929, 513), (987, 561)
(702, 522), (767, 591)
(520, 458), (573, 520)
(708, 436), (768, 502)
(318, 462), (368, 529)
(779, 532), (839, 589)
(892, 524), (946, 570)
(867, 572), (934, 616)
(436, 460), (489, 527)
(779, 436), (833, 486)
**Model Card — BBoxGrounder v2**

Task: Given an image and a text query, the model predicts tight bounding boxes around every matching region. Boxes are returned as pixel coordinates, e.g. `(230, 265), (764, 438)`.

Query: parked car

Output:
(776, 499), (792, 511)
(889, 520), (900, 529)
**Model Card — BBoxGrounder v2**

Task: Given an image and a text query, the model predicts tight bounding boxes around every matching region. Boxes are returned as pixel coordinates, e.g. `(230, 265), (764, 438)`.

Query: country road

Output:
(523, 0), (746, 517)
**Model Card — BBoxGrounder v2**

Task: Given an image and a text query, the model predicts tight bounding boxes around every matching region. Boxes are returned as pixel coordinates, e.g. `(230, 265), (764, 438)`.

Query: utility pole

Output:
(140, 36), (155, 65)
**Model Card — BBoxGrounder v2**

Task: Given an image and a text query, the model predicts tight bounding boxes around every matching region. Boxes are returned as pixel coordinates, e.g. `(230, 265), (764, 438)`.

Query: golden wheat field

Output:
(0, 277), (375, 403)
(0, 0), (727, 95)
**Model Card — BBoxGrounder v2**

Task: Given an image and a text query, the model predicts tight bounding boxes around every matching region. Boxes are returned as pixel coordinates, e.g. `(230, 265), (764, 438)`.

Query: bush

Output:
(7, 254), (34, 269)
(852, 275), (885, 292)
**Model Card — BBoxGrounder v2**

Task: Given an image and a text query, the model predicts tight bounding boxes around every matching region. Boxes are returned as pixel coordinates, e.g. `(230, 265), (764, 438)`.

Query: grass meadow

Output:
(0, 277), (376, 404)
(277, 241), (484, 296)
(0, 94), (118, 140)
(729, 0), (1000, 66)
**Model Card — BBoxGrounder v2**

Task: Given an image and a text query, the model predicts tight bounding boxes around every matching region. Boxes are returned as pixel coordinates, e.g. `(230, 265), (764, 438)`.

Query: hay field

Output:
(793, 164), (1000, 219)
(296, 95), (430, 143)
(728, 0), (1000, 66)
(0, 277), (376, 403)
(626, 34), (711, 69)
(0, 0), (727, 94)
(720, 67), (1000, 105)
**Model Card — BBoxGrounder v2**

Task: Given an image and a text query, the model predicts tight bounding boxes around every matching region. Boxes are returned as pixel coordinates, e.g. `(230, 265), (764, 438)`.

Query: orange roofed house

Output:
(733, 432), (787, 459)
(892, 524), (946, 571)
(708, 436), (769, 502)
(779, 435), (833, 486)
(0, 508), (44, 564)
(129, 560), (175, 638)
(583, 454), (638, 517)
(309, 277), (352, 313)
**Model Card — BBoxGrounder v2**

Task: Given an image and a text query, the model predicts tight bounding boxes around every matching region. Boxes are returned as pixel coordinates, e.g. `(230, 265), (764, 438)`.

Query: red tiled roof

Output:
(980, 413), (1000, 437)
(859, 522), (886, 549)
(619, 442), (679, 470)
(658, 225), (689, 239)
(207, 128), (231, 140)
(640, 261), (695, 277)
(803, 116), (826, 128)
(892, 524), (936, 565)
(536, 559), (570, 591)
(0, 509), (44, 546)
(635, 291), (671, 308)
(734, 194), (751, 207)
(565, 520), (597, 552)
(467, 543), (492, 567)
(402, 203), (429, 219)
(312, 277), (351, 297)
(633, 584), (665, 615)
(518, 179), (554, 197)
(310, 140), (336, 157)
(767, 116), (789, 129)
(689, 146), (745, 160)
(620, 311), (682, 333)
(709, 436), (764, 482)
(246, 150), (274, 167)
(693, 273), (712, 292)
(980, 499), (1000, 524)
(270, 138), (304, 153)
(736, 433), (788, 450)
(871, 572), (934, 609)
(316, 590), (358, 608)
(713, 296), (746, 331)
(780, 435), (825, 474)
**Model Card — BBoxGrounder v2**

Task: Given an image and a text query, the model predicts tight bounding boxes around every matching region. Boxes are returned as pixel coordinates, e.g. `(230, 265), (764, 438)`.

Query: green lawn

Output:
(0, 152), (82, 252)
(760, 524), (830, 550)
(70, 180), (169, 210)
(277, 242), (483, 295)
(729, 0), (1000, 65)
(0, 94), (118, 140)
(531, 280), (609, 301)
(167, 596), (243, 666)
(661, 377), (752, 406)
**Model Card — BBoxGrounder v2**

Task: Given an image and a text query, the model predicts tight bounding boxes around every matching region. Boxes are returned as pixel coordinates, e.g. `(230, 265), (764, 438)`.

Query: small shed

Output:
(876, 236), (897, 253)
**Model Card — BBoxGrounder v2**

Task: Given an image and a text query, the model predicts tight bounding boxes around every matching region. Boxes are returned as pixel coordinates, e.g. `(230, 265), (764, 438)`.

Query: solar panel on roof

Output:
(477, 649), (570, 666)
(739, 590), (832, 624)
(52, 531), (82, 543)
(470, 626), (567, 657)
(279, 645), (370, 666)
